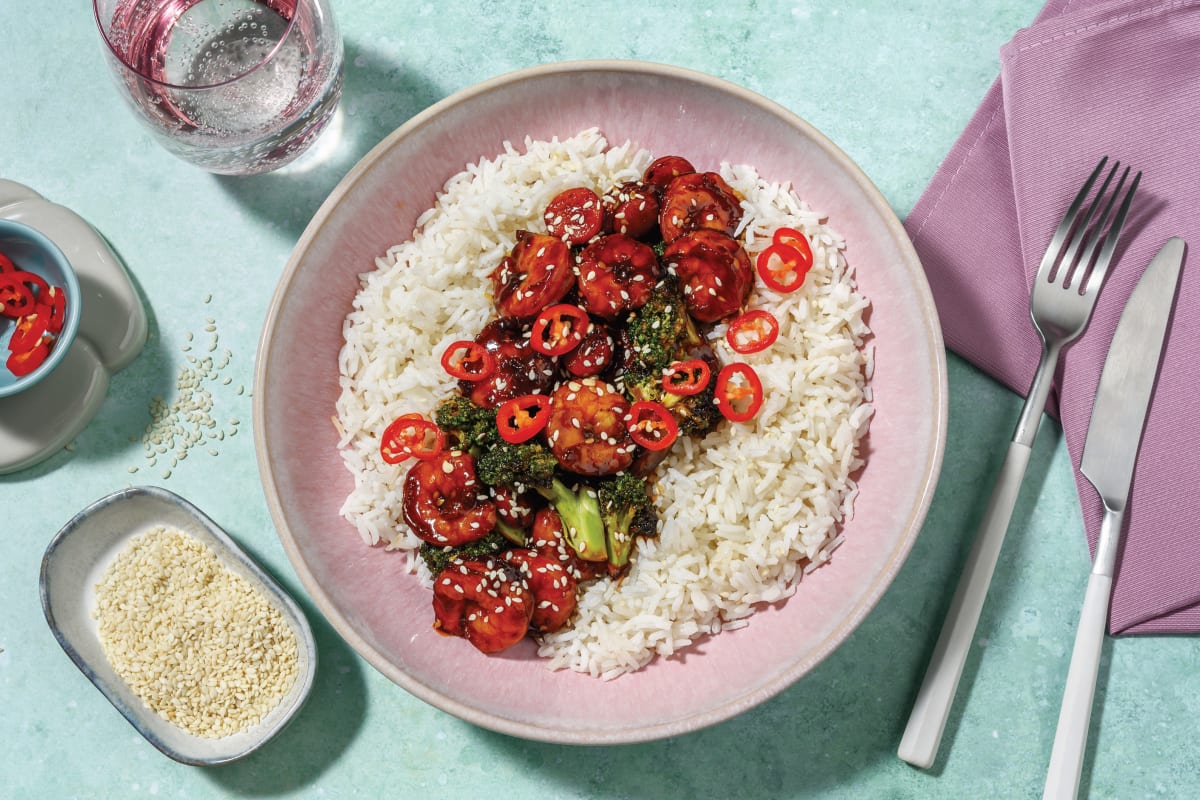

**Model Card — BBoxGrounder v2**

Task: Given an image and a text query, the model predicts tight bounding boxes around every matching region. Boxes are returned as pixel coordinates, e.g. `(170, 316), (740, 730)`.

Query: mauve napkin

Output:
(906, 0), (1200, 634)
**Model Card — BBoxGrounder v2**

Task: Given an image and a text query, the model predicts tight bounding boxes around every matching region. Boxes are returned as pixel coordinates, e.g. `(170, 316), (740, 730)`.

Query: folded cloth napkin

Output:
(906, 0), (1200, 635)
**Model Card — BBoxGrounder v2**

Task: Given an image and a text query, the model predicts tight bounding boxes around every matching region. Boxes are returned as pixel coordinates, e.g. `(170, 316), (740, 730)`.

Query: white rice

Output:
(334, 128), (873, 679)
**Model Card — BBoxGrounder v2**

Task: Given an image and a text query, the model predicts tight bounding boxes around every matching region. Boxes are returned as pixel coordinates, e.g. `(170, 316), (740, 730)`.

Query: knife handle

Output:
(1044, 508), (1121, 799)
(898, 440), (1033, 768)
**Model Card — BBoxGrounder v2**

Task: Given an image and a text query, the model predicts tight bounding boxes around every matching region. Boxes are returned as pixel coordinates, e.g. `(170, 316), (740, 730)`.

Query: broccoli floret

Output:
(598, 472), (658, 568)
(538, 478), (607, 564)
(624, 275), (703, 372)
(620, 276), (721, 438)
(474, 439), (606, 563)
(621, 362), (722, 438)
(476, 440), (559, 490)
(434, 395), (498, 451)
(418, 528), (509, 576)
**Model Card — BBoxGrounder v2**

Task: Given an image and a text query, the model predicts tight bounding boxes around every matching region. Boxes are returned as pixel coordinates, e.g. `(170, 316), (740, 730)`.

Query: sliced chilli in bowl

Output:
(1, 258), (70, 379)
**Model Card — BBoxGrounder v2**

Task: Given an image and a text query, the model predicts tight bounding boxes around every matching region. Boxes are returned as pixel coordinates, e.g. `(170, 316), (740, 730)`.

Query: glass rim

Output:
(92, 0), (300, 92)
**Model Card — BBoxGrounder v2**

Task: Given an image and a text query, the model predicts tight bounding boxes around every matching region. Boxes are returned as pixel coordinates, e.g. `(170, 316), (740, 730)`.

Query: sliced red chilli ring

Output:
(661, 359), (711, 396)
(626, 400), (678, 451)
(772, 227), (815, 270)
(6, 338), (50, 377)
(8, 310), (49, 354)
(543, 187), (604, 245)
(440, 340), (496, 382)
(44, 288), (66, 334)
(497, 394), (551, 444)
(380, 415), (445, 464)
(756, 243), (810, 294)
(726, 309), (779, 355)
(530, 303), (589, 357)
(714, 362), (764, 423)
(0, 273), (36, 318)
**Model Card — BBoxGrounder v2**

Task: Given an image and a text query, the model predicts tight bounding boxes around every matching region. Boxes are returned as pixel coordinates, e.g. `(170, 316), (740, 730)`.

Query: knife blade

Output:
(1080, 236), (1184, 519)
(1044, 236), (1185, 800)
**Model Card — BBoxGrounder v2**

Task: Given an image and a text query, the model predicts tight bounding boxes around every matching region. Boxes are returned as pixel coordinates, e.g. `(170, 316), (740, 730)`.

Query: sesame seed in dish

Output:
(93, 525), (300, 739)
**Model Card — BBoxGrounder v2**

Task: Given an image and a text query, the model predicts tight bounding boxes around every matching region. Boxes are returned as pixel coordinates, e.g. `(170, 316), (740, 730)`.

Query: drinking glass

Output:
(93, 0), (344, 175)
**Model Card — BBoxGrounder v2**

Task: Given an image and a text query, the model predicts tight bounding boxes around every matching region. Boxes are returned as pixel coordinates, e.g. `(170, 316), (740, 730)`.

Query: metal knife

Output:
(1043, 237), (1186, 800)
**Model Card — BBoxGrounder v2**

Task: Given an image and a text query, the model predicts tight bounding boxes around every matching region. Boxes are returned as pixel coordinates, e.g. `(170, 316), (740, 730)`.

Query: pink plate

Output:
(254, 60), (947, 743)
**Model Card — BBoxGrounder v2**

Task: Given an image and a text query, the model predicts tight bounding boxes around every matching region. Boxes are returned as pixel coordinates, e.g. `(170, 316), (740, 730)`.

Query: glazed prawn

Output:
(432, 557), (533, 653)
(503, 548), (578, 633)
(461, 317), (556, 408)
(490, 230), (575, 320)
(575, 233), (660, 319)
(602, 180), (660, 240)
(545, 377), (635, 476)
(402, 450), (496, 547)
(663, 229), (753, 322)
(658, 171), (743, 243)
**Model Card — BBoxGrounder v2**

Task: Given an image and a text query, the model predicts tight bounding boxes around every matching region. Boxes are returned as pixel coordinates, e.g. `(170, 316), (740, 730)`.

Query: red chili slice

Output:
(44, 287), (66, 335)
(773, 227), (815, 269)
(714, 363), (764, 423)
(380, 415), (445, 464)
(661, 359), (711, 396)
(8, 311), (49, 354)
(756, 241), (811, 294)
(530, 304), (589, 357)
(6, 338), (50, 377)
(497, 394), (551, 444)
(0, 273), (36, 318)
(440, 340), (496, 382)
(544, 187), (604, 245)
(626, 400), (678, 451)
(726, 310), (779, 355)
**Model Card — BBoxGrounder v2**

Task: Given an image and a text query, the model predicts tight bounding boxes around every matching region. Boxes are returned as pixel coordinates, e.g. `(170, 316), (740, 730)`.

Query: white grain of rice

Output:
(334, 129), (872, 678)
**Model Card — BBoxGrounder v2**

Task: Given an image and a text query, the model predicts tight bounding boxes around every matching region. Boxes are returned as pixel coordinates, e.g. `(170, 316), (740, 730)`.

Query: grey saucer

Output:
(0, 180), (147, 473)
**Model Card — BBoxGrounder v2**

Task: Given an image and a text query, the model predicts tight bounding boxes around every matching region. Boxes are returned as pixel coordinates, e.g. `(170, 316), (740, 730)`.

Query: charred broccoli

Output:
(619, 275), (722, 437)
(468, 437), (605, 563)
(475, 439), (558, 490)
(434, 395), (498, 451)
(623, 274), (704, 372)
(418, 528), (509, 575)
(597, 471), (658, 568)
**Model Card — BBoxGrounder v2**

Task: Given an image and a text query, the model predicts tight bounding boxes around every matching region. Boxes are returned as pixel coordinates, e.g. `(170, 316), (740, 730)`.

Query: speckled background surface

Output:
(3, 1), (1197, 797)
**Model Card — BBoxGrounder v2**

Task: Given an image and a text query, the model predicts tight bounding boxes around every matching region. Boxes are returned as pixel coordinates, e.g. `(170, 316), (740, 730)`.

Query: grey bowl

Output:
(40, 486), (317, 765)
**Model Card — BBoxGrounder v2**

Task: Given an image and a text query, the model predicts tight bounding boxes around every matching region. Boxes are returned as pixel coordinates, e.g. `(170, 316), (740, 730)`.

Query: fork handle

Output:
(1044, 506), (1122, 799)
(898, 440), (1033, 768)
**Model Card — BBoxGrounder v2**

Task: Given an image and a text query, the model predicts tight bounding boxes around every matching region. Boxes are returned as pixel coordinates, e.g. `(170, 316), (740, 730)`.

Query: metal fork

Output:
(898, 157), (1140, 769)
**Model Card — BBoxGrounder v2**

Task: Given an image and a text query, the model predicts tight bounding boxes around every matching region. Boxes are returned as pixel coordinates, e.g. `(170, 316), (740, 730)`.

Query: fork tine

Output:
(1068, 164), (1130, 292)
(1036, 157), (1109, 285)
(1060, 160), (1121, 288)
(1082, 169), (1141, 296)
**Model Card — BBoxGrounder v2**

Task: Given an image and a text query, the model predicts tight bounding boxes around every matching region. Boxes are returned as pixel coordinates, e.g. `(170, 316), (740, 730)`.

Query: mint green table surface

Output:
(4, 2), (1197, 797)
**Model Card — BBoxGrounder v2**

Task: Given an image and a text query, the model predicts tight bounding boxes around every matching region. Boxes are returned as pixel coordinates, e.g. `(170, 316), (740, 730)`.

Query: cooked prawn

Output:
(663, 229), (753, 322)
(432, 557), (533, 653)
(490, 230), (575, 320)
(658, 171), (743, 243)
(545, 377), (635, 476)
(402, 450), (496, 547)
(576, 233), (660, 319)
(503, 548), (578, 633)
